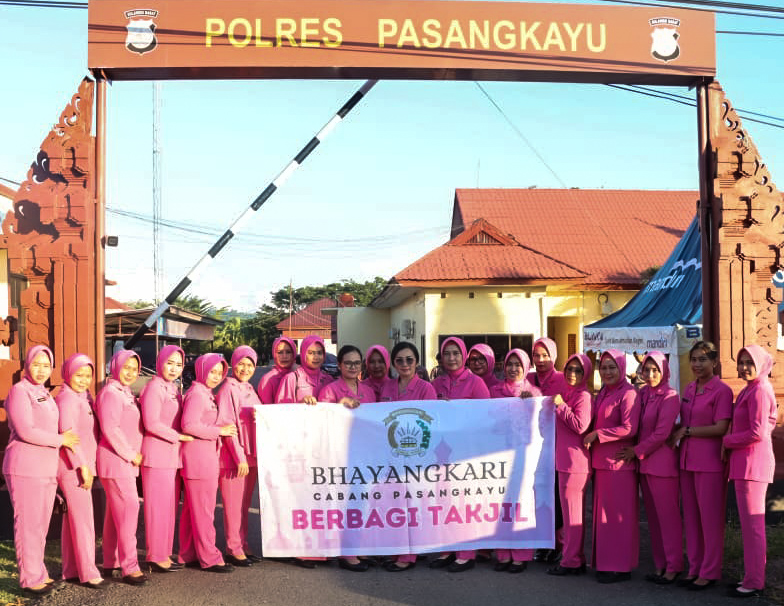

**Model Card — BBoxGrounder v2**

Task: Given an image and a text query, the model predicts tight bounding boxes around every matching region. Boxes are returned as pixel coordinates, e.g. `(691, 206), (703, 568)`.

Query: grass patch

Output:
(725, 521), (784, 605)
(0, 540), (62, 606)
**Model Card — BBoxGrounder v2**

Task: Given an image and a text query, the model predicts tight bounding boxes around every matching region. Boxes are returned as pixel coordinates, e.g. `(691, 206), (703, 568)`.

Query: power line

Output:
(717, 29), (784, 35)
(597, 0), (784, 19)
(0, 0), (87, 7)
(662, 0), (784, 14)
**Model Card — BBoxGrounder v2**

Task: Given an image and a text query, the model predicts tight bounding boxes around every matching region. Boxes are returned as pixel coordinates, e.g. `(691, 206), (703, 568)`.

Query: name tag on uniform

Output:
(36, 396), (48, 403)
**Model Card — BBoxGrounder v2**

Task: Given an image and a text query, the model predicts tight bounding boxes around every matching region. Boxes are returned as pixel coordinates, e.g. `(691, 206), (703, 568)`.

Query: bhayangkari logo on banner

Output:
(125, 9), (159, 55)
(649, 17), (680, 63)
(384, 408), (432, 458)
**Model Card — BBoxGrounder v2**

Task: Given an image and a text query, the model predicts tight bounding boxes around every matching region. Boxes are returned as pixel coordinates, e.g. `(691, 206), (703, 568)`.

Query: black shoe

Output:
(385, 561), (415, 572)
(597, 571), (631, 584)
(81, 579), (110, 589)
(101, 567), (121, 578)
(676, 576), (698, 587)
(494, 560), (511, 572)
(447, 559), (475, 573)
(726, 587), (763, 598)
(654, 573), (681, 585)
(182, 561), (201, 569)
(148, 561), (181, 573)
(293, 559), (317, 569)
(548, 564), (586, 576)
(508, 562), (528, 574)
(63, 577), (80, 584)
(225, 554), (252, 567)
(359, 557), (379, 567)
(645, 572), (664, 583)
(429, 554), (456, 569)
(23, 585), (54, 596)
(245, 553), (263, 563)
(203, 563), (234, 573)
(534, 548), (559, 563)
(167, 560), (185, 570)
(338, 559), (369, 572)
(122, 573), (149, 586)
(688, 579), (716, 591)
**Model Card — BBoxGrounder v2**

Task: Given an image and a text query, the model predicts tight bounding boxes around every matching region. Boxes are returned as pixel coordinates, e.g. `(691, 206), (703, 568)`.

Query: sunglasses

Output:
(394, 356), (416, 365)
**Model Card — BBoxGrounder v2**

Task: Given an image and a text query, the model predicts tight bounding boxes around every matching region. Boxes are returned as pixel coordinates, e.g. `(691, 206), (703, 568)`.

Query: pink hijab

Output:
(599, 349), (629, 388)
(24, 344), (54, 382)
(109, 350), (141, 382)
(364, 344), (390, 387)
(563, 353), (592, 398)
(299, 335), (326, 378)
(441, 337), (469, 379)
(469, 343), (500, 388)
(194, 353), (228, 385)
(61, 352), (94, 386)
(640, 350), (671, 394)
(231, 345), (258, 368)
(272, 336), (297, 372)
(156, 344), (185, 379)
(498, 349), (539, 397)
(532, 337), (558, 379)
(739, 344), (774, 385)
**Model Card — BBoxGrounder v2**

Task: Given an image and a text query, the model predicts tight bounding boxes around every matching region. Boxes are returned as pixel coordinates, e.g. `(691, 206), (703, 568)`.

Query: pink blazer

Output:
(258, 365), (295, 404)
(361, 377), (396, 402)
(96, 379), (143, 479)
(319, 378), (377, 404)
(634, 384), (680, 478)
(527, 369), (567, 398)
(679, 376), (733, 473)
(276, 366), (333, 403)
(591, 382), (640, 472)
(432, 369), (490, 400)
(380, 377), (437, 402)
(180, 382), (222, 480)
(56, 384), (98, 475)
(216, 377), (258, 469)
(723, 380), (777, 483)
(555, 389), (592, 474)
(2, 377), (63, 478)
(140, 376), (183, 470)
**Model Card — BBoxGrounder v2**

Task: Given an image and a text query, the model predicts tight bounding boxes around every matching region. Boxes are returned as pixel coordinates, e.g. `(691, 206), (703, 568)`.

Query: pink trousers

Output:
(640, 473), (683, 574)
(219, 466), (258, 557)
(4, 474), (56, 588)
(734, 479), (768, 590)
(142, 467), (180, 563)
(680, 469), (726, 580)
(496, 549), (534, 562)
(58, 469), (101, 582)
(592, 469), (639, 573)
(558, 471), (589, 568)
(102, 477), (141, 575)
(179, 476), (223, 568)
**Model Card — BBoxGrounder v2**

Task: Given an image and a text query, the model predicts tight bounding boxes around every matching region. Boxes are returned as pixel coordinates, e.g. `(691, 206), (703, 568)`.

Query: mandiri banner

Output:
(255, 397), (554, 557)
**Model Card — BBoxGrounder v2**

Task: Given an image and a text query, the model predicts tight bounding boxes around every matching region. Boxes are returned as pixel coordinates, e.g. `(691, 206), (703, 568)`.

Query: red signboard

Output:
(88, 0), (715, 83)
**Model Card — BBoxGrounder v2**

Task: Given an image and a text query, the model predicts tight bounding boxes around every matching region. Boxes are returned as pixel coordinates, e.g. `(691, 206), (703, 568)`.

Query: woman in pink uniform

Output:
(276, 335), (333, 405)
(529, 337), (567, 563)
(615, 351), (682, 584)
(362, 344), (394, 402)
(490, 349), (541, 573)
(179, 353), (236, 572)
(217, 345), (261, 567)
(319, 345), (377, 572)
(669, 341), (732, 590)
(56, 353), (106, 589)
(430, 336), (490, 573)
(3, 345), (79, 596)
(468, 344), (501, 393)
(583, 349), (640, 584)
(547, 353), (592, 577)
(96, 350), (148, 586)
(382, 341), (436, 572)
(258, 336), (296, 404)
(140, 345), (192, 573)
(723, 345), (777, 599)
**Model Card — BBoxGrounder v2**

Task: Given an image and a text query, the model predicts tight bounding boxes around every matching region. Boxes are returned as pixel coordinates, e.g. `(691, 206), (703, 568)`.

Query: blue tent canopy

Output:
(589, 215), (702, 329)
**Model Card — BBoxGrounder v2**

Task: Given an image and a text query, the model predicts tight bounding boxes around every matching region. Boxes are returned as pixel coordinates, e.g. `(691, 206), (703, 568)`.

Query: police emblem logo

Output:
(125, 9), (159, 55)
(383, 408), (433, 458)
(649, 17), (681, 63)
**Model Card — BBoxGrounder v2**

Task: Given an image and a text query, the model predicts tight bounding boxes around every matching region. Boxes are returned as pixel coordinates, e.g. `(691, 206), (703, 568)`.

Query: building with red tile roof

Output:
(362, 189), (696, 374)
(276, 297), (337, 353)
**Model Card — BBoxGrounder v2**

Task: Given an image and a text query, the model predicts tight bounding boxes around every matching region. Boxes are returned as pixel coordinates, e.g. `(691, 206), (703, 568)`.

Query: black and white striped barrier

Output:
(124, 79), (378, 350)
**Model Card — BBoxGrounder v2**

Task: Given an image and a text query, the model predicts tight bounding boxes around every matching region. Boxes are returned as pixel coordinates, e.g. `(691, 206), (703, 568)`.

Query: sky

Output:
(1, 1), (783, 312)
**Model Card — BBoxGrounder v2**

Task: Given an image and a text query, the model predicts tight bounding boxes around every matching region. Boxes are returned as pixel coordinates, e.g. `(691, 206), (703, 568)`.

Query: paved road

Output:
(36, 487), (765, 606)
